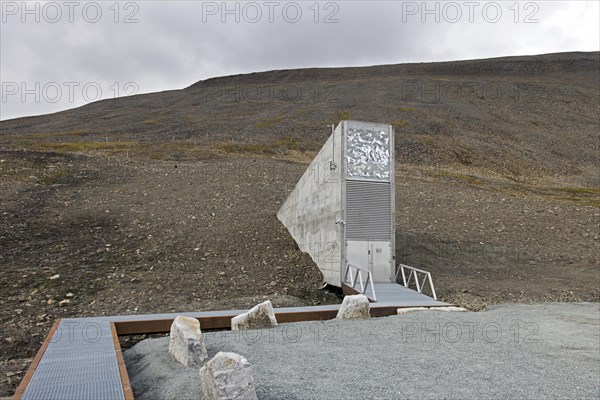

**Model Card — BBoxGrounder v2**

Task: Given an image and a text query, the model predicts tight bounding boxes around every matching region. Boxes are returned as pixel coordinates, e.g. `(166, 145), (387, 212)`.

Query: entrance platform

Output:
(14, 284), (448, 399)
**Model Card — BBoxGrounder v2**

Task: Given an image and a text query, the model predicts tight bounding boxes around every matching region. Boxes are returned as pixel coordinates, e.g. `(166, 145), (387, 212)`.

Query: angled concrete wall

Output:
(277, 123), (343, 286)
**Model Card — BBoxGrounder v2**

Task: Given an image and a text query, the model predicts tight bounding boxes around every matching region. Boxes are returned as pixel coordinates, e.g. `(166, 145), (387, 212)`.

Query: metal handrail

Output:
(396, 264), (437, 300)
(344, 264), (377, 301)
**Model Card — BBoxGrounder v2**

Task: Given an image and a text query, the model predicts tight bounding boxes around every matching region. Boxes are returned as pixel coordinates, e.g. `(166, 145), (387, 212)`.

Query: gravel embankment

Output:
(124, 302), (600, 399)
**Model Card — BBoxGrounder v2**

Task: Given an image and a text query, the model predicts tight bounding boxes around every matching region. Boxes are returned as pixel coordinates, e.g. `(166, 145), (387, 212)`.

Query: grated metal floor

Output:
(371, 282), (445, 306)
(22, 321), (125, 400)
(346, 282), (445, 307)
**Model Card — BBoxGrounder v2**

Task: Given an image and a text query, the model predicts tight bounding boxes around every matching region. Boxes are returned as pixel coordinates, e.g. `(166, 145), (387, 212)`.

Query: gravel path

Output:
(124, 303), (600, 399)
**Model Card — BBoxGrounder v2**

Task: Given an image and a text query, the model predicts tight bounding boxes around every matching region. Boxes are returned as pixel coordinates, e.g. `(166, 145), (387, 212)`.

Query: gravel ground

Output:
(124, 303), (600, 400)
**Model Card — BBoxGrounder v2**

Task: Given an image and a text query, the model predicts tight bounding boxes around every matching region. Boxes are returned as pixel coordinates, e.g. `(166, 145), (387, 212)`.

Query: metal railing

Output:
(396, 264), (437, 300)
(344, 264), (377, 302)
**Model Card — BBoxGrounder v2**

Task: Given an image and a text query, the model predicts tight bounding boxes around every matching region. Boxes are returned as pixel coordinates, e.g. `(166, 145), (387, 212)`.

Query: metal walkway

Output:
(21, 321), (125, 400)
(16, 284), (448, 399)
(369, 282), (443, 306)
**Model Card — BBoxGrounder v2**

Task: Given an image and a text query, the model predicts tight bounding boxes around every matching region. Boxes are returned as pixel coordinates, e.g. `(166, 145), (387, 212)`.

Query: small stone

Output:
(169, 316), (207, 367)
(397, 307), (430, 315)
(396, 307), (466, 316)
(59, 299), (70, 306)
(66, 293), (74, 297)
(231, 300), (278, 330)
(336, 294), (370, 319)
(200, 352), (257, 400)
(47, 299), (55, 305)
(430, 306), (467, 312)
(48, 274), (60, 280)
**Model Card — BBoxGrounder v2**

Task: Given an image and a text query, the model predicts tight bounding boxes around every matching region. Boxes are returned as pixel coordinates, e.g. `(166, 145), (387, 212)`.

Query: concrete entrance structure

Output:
(278, 120), (395, 288)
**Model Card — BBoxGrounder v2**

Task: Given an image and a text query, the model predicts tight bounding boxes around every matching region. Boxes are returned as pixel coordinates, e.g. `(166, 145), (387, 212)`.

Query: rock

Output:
(336, 294), (370, 319)
(48, 274), (60, 280)
(397, 306), (467, 314)
(231, 300), (277, 330)
(200, 352), (257, 400)
(58, 299), (70, 306)
(397, 307), (430, 315)
(168, 316), (208, 367)
(430, 306), (467, 312)
(65, 293), (74, 297)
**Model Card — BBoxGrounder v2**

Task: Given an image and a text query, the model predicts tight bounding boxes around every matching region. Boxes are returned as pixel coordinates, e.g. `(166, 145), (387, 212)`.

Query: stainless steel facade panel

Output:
(346, 126), (391, 181)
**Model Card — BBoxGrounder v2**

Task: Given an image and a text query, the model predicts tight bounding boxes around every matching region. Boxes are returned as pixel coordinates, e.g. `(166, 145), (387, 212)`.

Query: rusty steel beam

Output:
(113, 305), (403, 336)
(111, 322), (134, 400)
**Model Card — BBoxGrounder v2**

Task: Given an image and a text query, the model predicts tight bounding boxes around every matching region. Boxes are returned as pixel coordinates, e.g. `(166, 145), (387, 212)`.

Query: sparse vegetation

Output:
(292, 109), (311, 118)
(413, 134), (434, 145)
(453, 148), (475, 166)
(337, 111), (351, 120)
(136, 142), (211, 160)
(4, 130), (90, 140)
(31, 140), (136, 153)
(38, 168), (68, 185)
(255, 115), (284, 129)
(435, 170), (483, 185)
(548, 187), (600, 208)
(552, 187), (600, 195)
(219, 138), (302, 155)
(391, 120), (408, 128)
(0, 158), (69, 184)
(220, 142), (276, 154)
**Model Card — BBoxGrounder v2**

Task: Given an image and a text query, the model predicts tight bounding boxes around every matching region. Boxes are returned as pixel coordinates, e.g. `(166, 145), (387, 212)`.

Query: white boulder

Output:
(231, 300), (278, 330)
(397, 307), (430, 315)
(168, 315), (207, 367)
(431, 306), (467, 312)
(200, 351), (258, 400)
(397, 306), (467, 314)
(336, 294), (370, 319)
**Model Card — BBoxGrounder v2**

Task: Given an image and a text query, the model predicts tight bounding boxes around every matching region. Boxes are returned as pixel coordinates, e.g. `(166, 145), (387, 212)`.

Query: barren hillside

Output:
(2, 51), (599, 185)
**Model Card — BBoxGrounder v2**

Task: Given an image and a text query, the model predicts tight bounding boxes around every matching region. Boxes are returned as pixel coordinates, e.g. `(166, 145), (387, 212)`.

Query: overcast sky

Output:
(1, 0), (598, 120)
